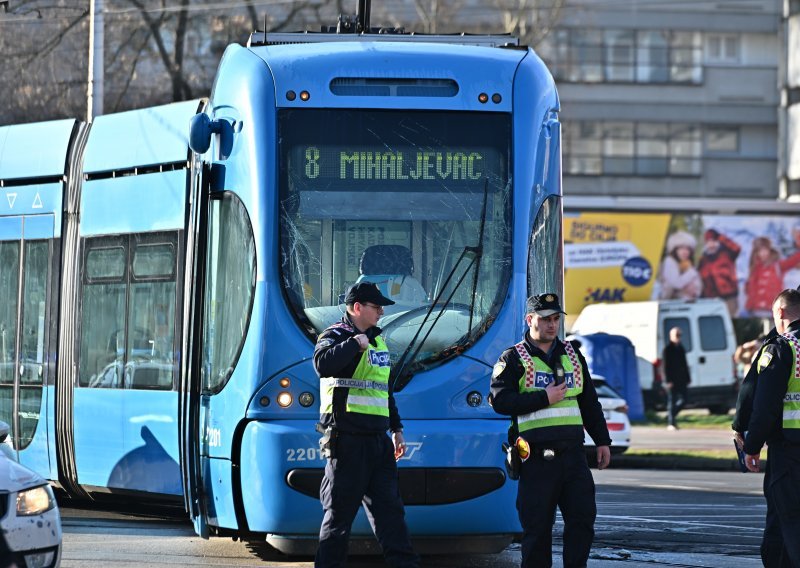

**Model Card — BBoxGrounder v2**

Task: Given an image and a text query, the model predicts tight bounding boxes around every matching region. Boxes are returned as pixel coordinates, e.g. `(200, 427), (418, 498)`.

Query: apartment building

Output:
(781, 0), (800, 198)
(535, 0), (781, 202)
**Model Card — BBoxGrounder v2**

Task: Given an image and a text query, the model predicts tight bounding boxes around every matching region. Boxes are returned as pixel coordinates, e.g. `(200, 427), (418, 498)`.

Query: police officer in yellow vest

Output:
(313, 281), (419, 568)
(742, 288), (800, 567)
(490, 293), (611, 568)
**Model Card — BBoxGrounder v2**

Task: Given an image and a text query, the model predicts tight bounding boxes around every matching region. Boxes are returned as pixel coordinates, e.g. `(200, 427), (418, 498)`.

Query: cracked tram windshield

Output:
(279, 109), (511, 382)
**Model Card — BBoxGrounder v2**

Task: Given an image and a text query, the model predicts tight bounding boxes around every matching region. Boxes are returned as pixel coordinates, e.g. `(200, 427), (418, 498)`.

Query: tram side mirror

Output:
(0, 421), (9, 443)
(189, 113), (234, 160)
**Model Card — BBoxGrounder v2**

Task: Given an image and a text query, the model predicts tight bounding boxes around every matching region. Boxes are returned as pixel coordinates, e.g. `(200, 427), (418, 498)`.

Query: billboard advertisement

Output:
(565, 211), (800, 320)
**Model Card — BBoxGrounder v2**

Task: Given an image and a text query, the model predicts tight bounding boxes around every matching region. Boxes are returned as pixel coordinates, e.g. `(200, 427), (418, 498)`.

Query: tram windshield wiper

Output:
(391, 179), (489, 392)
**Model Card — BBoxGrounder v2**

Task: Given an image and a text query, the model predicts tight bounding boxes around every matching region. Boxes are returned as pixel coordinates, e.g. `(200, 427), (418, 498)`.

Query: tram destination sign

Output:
(288, 145), (504, 191)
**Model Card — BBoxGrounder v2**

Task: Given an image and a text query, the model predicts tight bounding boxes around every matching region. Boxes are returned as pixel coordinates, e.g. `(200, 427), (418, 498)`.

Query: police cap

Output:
(344, 282), (396, 306)
(526, 293), (566, 317)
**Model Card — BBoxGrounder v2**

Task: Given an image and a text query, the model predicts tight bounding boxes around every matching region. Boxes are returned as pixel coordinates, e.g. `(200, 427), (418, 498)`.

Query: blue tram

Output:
(0, 23), (563, 554)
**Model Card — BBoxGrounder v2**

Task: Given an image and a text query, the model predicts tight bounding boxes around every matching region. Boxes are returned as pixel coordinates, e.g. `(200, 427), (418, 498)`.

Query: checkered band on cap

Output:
(782, 333), (800, 380)
(515, 342), (536, 388)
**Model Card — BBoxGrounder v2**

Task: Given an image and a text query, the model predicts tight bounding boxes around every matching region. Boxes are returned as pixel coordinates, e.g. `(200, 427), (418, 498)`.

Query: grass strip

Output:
(613, 448), (749, 471)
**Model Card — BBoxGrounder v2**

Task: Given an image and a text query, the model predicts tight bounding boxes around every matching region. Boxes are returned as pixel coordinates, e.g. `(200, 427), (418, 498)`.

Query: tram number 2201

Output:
(286, 447), (322, 462)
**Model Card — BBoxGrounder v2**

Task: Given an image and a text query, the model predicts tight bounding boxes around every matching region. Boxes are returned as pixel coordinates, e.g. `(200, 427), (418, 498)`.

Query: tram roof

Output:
(0, 119), (75, 182)
(249, 31), (520, 48)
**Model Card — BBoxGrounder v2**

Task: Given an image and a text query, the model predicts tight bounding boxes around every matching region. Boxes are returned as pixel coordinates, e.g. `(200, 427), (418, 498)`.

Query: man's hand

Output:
(596, 445), (611, 470)
(392, 431), (407, 461)
(545, 381), (567, 405)
(353, 334), (369, 351)
(733, 431), (744, 450)
(745, 452), (761, 473)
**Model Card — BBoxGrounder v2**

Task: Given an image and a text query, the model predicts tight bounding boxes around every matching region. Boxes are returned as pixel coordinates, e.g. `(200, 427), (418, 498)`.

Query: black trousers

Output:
(666, 383), (688, 426)
(517, 445), (596, 568)
(761, 444), (800, 568)
(315, 432), (419, 568)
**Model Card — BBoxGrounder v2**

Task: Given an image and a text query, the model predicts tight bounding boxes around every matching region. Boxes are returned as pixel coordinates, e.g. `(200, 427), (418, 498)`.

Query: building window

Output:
(705, 127), (739, 152)
(706, 33), (741, 64)
(540, 28), (702, 84)
(605, 30), (635, 82)
(563, 120), (702, 176)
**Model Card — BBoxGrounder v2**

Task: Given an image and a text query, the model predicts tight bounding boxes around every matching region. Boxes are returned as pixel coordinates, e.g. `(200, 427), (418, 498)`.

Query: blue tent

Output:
(571, 332), (646, 421)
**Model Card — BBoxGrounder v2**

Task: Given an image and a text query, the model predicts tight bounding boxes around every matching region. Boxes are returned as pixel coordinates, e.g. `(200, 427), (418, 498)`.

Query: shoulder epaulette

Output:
(326, 321), (355, 335)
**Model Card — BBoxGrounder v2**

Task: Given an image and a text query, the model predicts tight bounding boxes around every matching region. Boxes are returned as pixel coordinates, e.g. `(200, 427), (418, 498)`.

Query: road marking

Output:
(596, 514), (765, 532)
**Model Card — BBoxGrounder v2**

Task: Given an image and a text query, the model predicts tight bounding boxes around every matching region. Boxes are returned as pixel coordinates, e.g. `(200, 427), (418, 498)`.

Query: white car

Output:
(584, 376), (631, 454)
(0, 421), (62, 567)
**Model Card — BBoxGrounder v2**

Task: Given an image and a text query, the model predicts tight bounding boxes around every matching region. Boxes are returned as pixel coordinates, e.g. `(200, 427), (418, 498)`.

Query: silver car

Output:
(0, 421), (62, 568)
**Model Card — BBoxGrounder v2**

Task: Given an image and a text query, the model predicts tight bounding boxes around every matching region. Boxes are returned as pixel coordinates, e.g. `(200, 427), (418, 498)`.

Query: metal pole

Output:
(87, 0), (94, 122)
(87, 0), (104, 121)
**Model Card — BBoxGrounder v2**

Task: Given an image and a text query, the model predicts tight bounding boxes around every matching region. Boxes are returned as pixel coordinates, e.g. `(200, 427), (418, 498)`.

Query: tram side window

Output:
(528, 195), (564, 303)
(18, 240), (49, 448)
(128, 239), (177, 390)
(0, 241), (21, 434)
(80, 242), (127, 388)
(202, 194), (255, 394)
(79, 233), (179, 390)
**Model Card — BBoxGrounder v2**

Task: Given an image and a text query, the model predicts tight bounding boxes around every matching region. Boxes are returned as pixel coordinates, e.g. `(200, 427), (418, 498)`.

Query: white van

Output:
(571, 299), (737, 414)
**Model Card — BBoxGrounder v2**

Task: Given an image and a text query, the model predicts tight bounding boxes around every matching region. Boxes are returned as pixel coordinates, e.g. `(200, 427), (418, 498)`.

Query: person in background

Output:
(698, 228), (741, 318)
(734, 334), (766, 381)
(489, 293), (611, 568)
(740, 289), (800, 567)
(745, 236), (800, 318)
(662, 327), (691, 431)
(657, 230), (702, 301)
(781, 223), (800, 290)
(313, 281), (419, 568)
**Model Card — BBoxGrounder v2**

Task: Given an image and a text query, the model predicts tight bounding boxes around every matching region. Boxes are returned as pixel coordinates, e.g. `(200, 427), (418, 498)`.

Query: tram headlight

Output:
(279, 377), (291, 388)
(478, 92), (488, 104)
(298, 392), (315, 407)
(466, 391), (483, 407)
(277, 392), (293, 407)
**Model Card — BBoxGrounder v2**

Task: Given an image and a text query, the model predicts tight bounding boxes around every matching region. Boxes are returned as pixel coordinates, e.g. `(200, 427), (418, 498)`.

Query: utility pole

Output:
(87, 0), (104, 121)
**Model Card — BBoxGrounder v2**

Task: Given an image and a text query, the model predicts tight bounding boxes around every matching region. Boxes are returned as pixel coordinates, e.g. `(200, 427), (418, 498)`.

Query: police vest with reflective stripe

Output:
(515, 341), (584, 432)
(320, 336), (391, 418)
(780, 332), (800, 431)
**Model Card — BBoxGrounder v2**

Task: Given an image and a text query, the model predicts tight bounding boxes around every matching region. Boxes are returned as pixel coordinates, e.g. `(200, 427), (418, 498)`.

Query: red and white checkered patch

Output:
(781, 333), (800, 380)
(564, 341), (582, 389)
(515, 342), (536, 388)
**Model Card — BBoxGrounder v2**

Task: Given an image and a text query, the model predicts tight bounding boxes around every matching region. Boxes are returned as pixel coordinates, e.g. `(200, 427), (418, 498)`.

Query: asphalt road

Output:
(59, 468), (767, 567)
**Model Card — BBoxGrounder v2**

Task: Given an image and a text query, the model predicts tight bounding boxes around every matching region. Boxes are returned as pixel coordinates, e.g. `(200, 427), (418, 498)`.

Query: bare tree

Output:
(494, 0), (564, 47)
(0, 1), (89, 124)
(0, 0), (565, 125)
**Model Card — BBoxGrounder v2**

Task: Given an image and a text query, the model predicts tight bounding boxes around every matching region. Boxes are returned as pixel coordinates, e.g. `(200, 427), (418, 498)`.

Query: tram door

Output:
(0, 214), (53, 474)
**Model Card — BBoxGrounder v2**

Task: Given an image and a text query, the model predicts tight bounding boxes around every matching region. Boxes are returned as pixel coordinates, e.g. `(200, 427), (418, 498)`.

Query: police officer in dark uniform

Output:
(489, 293), (611, 568)
(313, 281), (419, 568)
(741, 288), (800, 567)
(733, 327), (776, 446)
